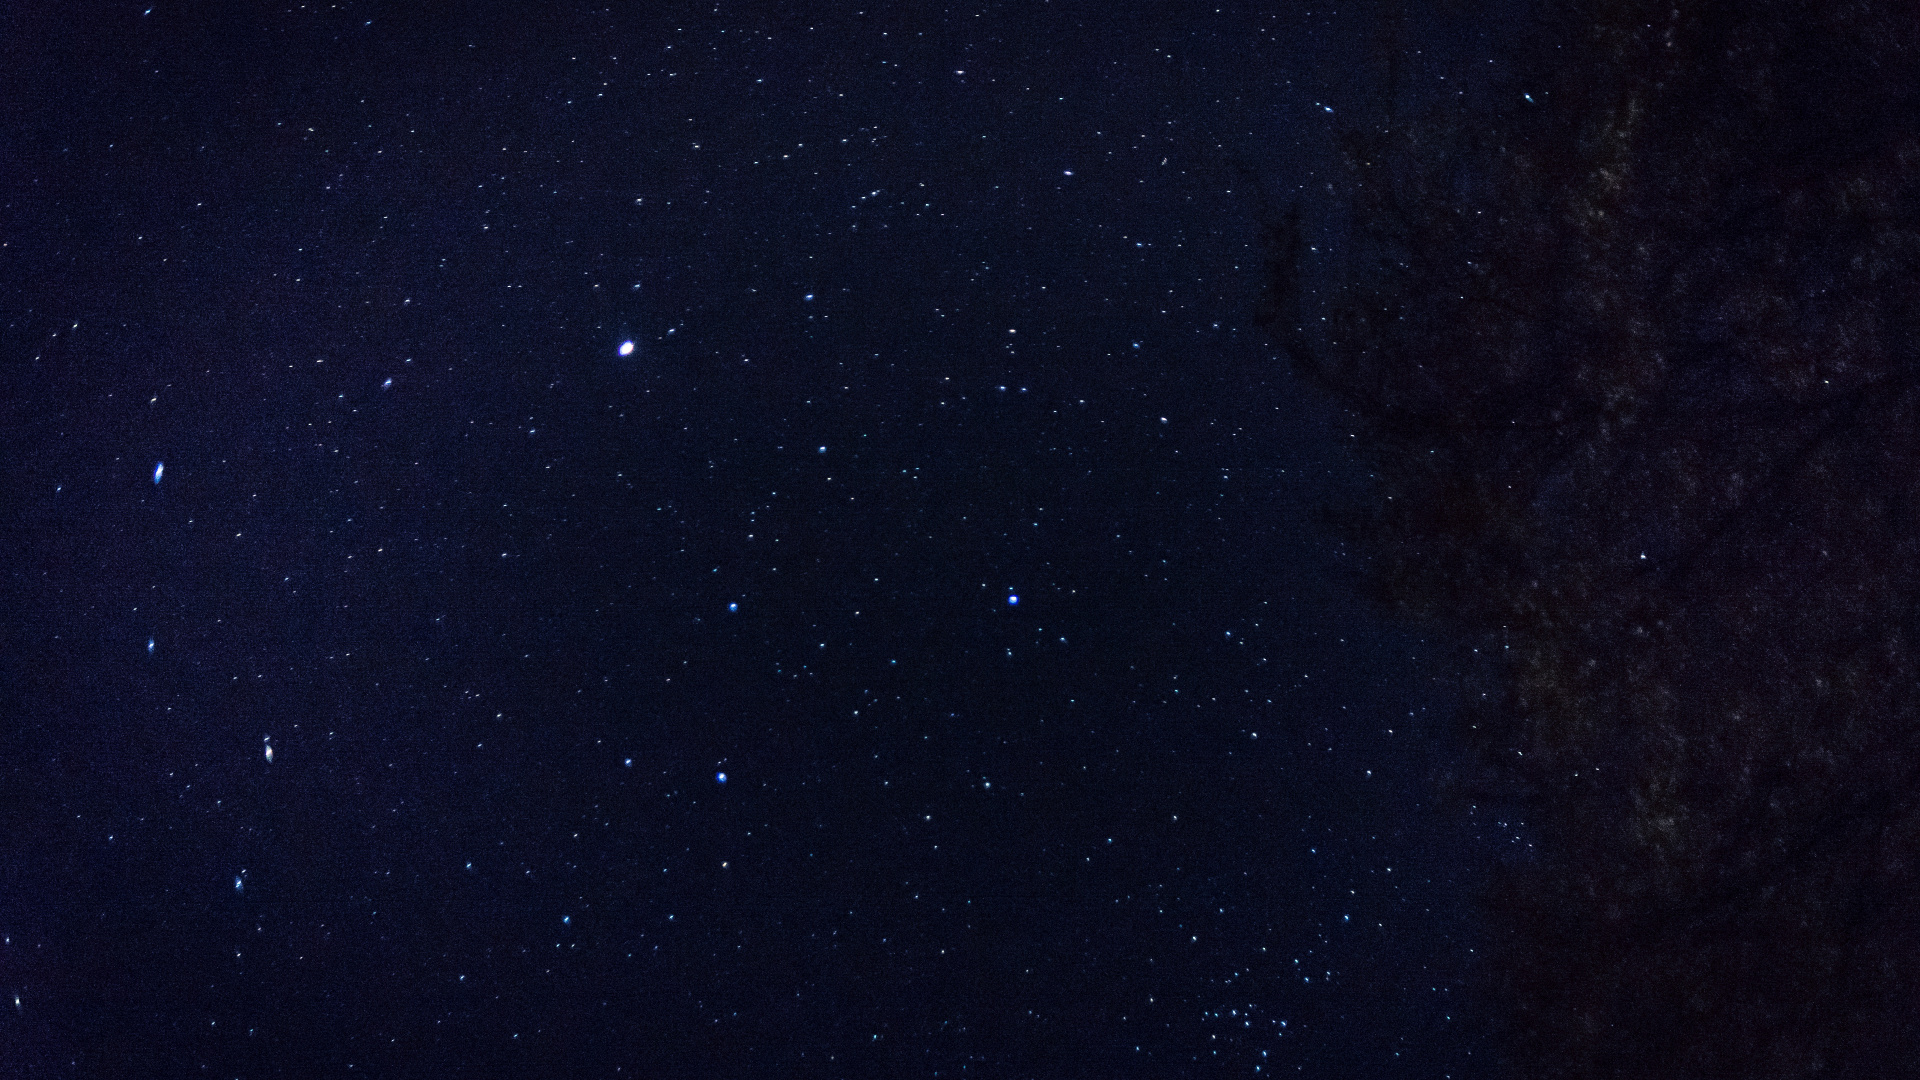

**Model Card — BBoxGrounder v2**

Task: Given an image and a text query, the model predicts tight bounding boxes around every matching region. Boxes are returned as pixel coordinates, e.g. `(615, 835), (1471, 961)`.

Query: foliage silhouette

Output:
(1269, 2), (1920, 1075)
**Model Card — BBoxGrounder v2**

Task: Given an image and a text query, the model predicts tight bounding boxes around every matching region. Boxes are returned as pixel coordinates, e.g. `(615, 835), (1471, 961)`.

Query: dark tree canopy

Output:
(1273, 2), (1920, 1075)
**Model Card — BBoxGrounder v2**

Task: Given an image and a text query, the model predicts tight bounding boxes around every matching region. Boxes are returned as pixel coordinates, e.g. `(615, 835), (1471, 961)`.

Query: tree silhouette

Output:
(1270, 2), (1920, 1074)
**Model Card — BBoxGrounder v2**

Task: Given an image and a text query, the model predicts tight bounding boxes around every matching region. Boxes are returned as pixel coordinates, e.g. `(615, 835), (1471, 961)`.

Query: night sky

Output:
(4, 3), (1550, 1076)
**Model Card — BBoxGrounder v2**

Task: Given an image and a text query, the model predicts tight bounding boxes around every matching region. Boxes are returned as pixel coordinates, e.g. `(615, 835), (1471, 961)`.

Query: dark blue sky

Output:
(2, 3), (1529, 1075)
